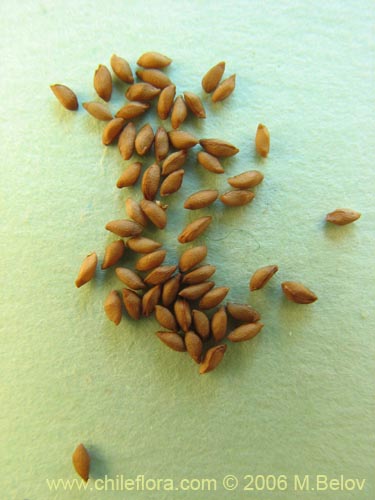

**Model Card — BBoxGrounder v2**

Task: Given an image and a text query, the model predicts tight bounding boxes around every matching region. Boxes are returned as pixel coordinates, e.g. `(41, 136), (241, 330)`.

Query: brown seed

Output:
(250, 265), (279, 291)
(160, 169), (184, 196)
(220, 190), (255, 207)
(154, 305), (178, 331)
(184, 189), (219, 210)
(183, 91), (206, 118)
(178, 281), (215, 301)
(104, 290), (122, 325)
(75, 252), (97, 288)
(135, 249), (167, 271)
(201, 61), (225, 93)
(179, 245), (207, 273)
(140, 199), (167, 229)
(126, 83), (161, 101)
(168, 130), (198, 150)
(174, 298), (192, 332)
(171, 96), (188, 129)
(137, 52), (172, 69)
(185, 331), (203, 363)
(115, 267), (146, 290)
(228, 322), (264, 342)
(125, 198), (148, 227)
(156, 331), (185, 352)
(72, 443), (90, 482)
(116, 162), (142, 188)
(182, 264), (216, 285)
(122, 288), (141, 320)
(326, 208), (361, 225)
(199, 344), (227, 374)
(178, 216), (212, 243)
(281, 281), (318, 304)
(154, 126), (169, 163)
(115, 102), (150, 120)
(101, 240), (125, 269)
(135, 123), (154, 156)
(157, 84), (176, 120)
(105, 219), (143, 237)
(162, 273), (181, 307)
(255, 124), (270, 158)
(117, 122), (136, 160)
(50, 84), (78, 110)
(211, 306), (227, 342)
(94, 64), (112, 101)
(162, 150), (188, 176)
(212, 74), (236, 103)
(102, 117), (125, 145)
(141, 162), (160, 200)
(197, 151), (224, 174)
(227, 303), (261, 323)
(142, 285), (161, 316)
(110, 54), (134, 83)
(126, 236), (162, 254)
(136, 69), (172, 89)
(144, 265), (177, 286)
(227, 170), (264, 189)
(82, 101), (112, 121)
(192, 309), (210, 340)
(198, 286), (229, 310)
(200, 138), (239, 157)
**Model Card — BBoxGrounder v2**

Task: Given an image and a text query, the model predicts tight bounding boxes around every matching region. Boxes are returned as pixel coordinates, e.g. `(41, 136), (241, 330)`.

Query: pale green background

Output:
(1, 0), (374, 499)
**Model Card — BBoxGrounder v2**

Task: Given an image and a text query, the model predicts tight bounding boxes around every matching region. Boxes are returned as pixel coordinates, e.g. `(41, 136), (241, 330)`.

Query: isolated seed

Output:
(110, 54), (134, 83)
(179, 281), (215, 300)
(227, 170), (264, 189)
(154, 305), (178, 331)
(255, 124), (270, 158)
(227, 303), (261, 323)
(220, 190), (255, 207)
(83, 102), (112, 121)
(105, 219), (143, 237)
(94, 64), (112, 101)
(178, 216), (212, 243)
(72, 443), (90, 482)
(115, 267), (146, 290)
(136, 69), (172, 89)
(199, 344), (227, 374)
(162, 273), (181, 307)
(140, 200), (167, 229)
(115, 102), (150, 120)
(179, 246), (207, 273)
(174, 298), (192, 332)
(192, 309), (210, 340)
(117, 123), (136, 160)
(250, 265), (279, 291)
(197, 151), (224, 174)
(160, 169), (184, 196)
(281, 282), (318, 304)
(140, 162), (160, 200)
(228, 322), (264, 342)
(156, 331), (185, 352)
(171, 96), (188, 129)
(202, 61), (225, 93)
(125, 198), (148, 227)
(50, 84), (78, 110)
(102, 117), (125, 145)
(211, 306), (227, 342)
(126, 83), (161, 101)
(137, 52), (172, 69)
(116, 162), (142, 188)
(75, 252), (97, 288)
(144, 265), (177, 286)
(122, 288), (142, 320)
(326, 208), (361, 225)
(182, 265), (216, 285)
(183, 91), (206, 118)
(200, 138), (239, 157)
(135, 250), (167, 272)
(126, 236), (162, 253)
(104, 290), (122, 325)
(154, 126), (169, 162)
(198, 286), (229, 310)
(157, 84), (176, 120)
(101, 240), (125, 269)
(142, 285), (161, 316)
(184, 189), (219, 210)
(212, 74), (236, 103)
(135, 123), (154, 156)
(169, 130), (198, 150)
(162, 150), (188, 176)
(185, 331), (203, 363)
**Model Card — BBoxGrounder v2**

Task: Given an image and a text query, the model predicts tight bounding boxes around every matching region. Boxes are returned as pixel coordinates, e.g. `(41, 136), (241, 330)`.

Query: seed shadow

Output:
(86, 444), (109, 480)
(322, 220), (358, 241)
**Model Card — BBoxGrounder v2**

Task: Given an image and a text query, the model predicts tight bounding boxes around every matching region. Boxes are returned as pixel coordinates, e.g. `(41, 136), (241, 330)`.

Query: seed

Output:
(184, 189), (219, 210)
(168, 130), (198, 150)
(199, 344), (227, 374)
(326, 208), (361, 225)
(212, 74), (236, 102)
(140, 200), (167, 229)
(185, 331), (203, 363)
(192, 309), (210, 340)
(126, 236), (162, 253)
(115, 102), (150, 120)
(137, 52), (172, 69)
(116, 162), (142, 188)
(72, 443), (90, 482)
(154, 305), (178, 331)
(178, 216), (212, 243)
(125, 198), (148, 227)
(82, 101), (112, 121)
(160, 169), (184, 196)
(93, 64), (112, 101)
(75, 252), (97, 288)
(136, 69), (172, 89)
(227, 170), (264, 189)
(162, 273), (181, 307)
(110, 54), (134, 83)
(171, 96), (188, 129)
(101, 240), (125, 269)
(135, 250), (167, 272)
(115, 267), (146, 290)
(228, 322), (264, 342)
(122, 288), (141, 320)
(198, 286), (229, 310)
(179, 245), (207, 272)
(197, 151), (224, 174)
(226, 303), (261, 323)
(126, 83), (161, 101)
(105, 219), (143, 237)
(281, 281), (318, 304)
(183, 91), (206, 118)
(250, 265), (278, 291)
(50, 84), (78, 110)
(142, 285), (161, 316)
(144, 265), (177, 286)
(255, 124), (270, 158)
(156, 331), (185, 352)
(118, 122), (136, 160)
(157, 84), (176, 120)
(102, 117), (125, 145)
(174, 298), (192, 332)
(199, 138), (239, 157)
(135, 123), (154, 156)
(211, 306), (227, 342)
(104, 290), (122, 325)
(178, 281), (215, 300)
(182, 265), (216, 285)
(220, 190), (255, 207)
(162, 150), (188, 176)
(141, 162), (160, 200)
(154, 126), (169, 163)
(201, 61), (225, 93)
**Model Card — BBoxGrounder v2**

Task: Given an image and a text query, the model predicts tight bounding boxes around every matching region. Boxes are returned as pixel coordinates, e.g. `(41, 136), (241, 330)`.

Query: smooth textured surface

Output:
(1, 1), (374, 498)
